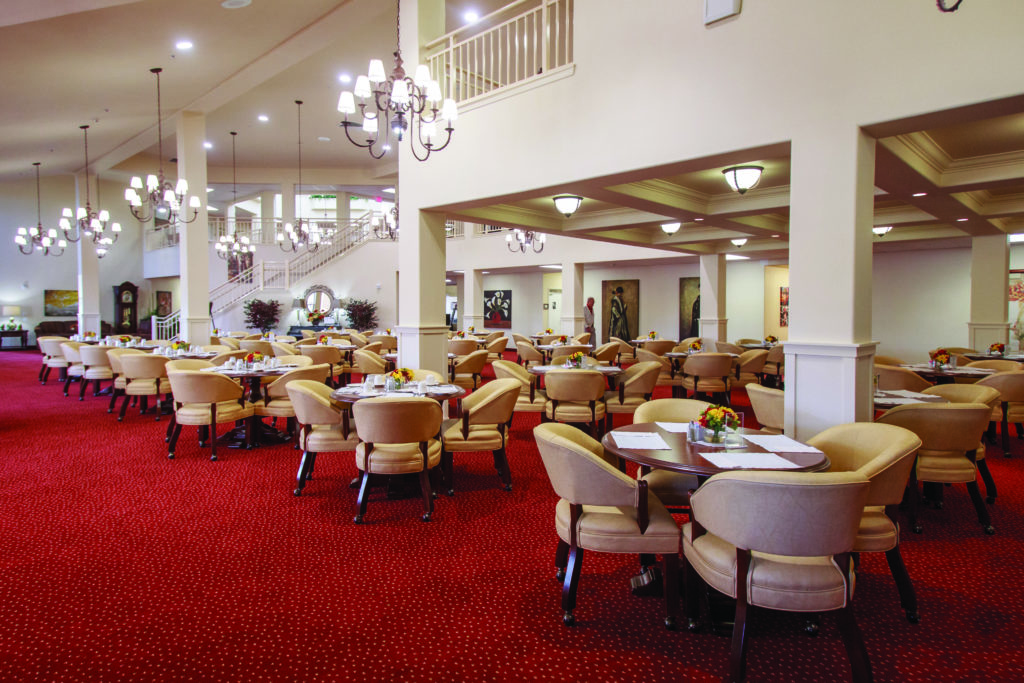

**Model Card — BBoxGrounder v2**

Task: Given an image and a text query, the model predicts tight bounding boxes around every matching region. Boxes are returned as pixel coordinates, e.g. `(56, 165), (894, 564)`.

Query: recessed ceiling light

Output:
(956, 218), (969, 222)
(221, 0), (251, 8)
(912, 192), (927, 197)
(338, 73), (352, 84)
(481, 271), (489, 274)
(317, 136), (331, 142)
(694, 217), (704, 221)
(206, 188), (214, 193)
(771, 234), (780, 238)
(1008, 234), (1024, 243)
(725, 254), (749, 260)
(382, 187), (395, 194)
(203, 141), (213, 149)
(541, 265), (562, 269)
(463, 10), (480, 23)
(175, 40), (193, 51)
(445, 279), (453, 283)
(257, 114), (269, 122)
(207, 206), (219, 212)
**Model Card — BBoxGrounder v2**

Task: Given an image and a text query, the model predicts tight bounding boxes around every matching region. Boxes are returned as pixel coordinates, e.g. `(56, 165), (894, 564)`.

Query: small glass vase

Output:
(706, 429), (725, 444)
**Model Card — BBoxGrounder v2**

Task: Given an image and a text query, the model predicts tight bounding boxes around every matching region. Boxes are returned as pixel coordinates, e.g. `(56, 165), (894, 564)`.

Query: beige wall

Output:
(763, 265), (790, 342)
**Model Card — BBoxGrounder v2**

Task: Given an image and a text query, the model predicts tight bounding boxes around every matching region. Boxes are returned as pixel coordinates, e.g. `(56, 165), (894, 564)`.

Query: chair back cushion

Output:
(120, 353), (171, 380)
(534, 423), (636, 505)
(876, 402), (990, 453)
(453, 349), (489, 374)
(462, 378), (520, 424)
(634, 398), (711, 424)
(353, 396), (442, 444)
(240, 340), (274, 355)
(168, 370), (244, 404)
(976, 370), (1024, 402)
(286, 379), (343, 425)
(353, 349), (387, 375)
(875, 364), (931, 392)
(682, 352), (733, 378)
(544, 369), (606, 402)
(808, 422), (921, 506)
(267, 363), (331, 398)
(643, 339), (675, 356)
(449, 339), (479, 356)
(165, 359), (214, 373)
(746, 384), (785, 432)
(300, 345), (343, 364)
(516, 342), (544, 362)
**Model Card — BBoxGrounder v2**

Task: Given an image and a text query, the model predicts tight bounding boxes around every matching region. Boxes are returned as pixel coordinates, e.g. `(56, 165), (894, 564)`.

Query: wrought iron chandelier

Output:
(506, 228), (545, 254)
(277, 101), (332, 253)
(373, 189), (398, 240)
(937, 0), (963, 11)
(336, 0), (457, 161)
(124, 68), (201, 226)
(215, 132), (254, 260)
(14, 163), (67, 257)
(59, 125), (121, 257)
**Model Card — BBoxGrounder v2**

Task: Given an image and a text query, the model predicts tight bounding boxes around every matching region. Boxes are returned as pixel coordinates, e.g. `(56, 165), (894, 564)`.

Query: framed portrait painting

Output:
(679, 277), (700, 340)
(602, 279), (639, 344)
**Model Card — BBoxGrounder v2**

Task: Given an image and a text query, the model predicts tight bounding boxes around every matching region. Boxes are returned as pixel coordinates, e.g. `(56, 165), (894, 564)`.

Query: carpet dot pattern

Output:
(1, 350), (1023, 681)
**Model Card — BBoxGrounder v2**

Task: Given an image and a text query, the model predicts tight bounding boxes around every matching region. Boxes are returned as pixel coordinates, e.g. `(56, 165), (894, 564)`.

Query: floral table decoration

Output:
(564, 351), (586, 368)
(689, 340), (702, 352)
(989, 342), (1005, 356)
(698, 404), (741, 444)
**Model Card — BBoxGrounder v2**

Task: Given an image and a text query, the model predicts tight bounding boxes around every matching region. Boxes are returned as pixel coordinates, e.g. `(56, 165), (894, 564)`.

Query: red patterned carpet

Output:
(1, 349), (1022, 681)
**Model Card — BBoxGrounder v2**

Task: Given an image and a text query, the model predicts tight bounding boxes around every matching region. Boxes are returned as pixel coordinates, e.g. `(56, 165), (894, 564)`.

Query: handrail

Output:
(424, 0), (538, 48)
(151, 310), (180, 341)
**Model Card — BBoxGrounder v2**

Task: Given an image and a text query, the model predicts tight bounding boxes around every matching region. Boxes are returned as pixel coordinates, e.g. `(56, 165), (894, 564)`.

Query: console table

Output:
(0, 330), (29, 350)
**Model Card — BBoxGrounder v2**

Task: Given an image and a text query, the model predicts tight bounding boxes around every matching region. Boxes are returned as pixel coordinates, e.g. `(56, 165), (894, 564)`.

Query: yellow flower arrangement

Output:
(565, 351), (586, 367)
(544, 328), (553, 334)
(171, 341), (188, 351)
(931, 348), (951, 365)
(989, 342), (1005, 355)
(558, 335), (568, 344)
(390, 367), (414, 385)
(764, 335), (778, 344)
(307, 310), (326, 325)
(698, 405), (740, 441)
(244, 352), (264, 364)
(119, 335), (133, 344)
(467, 326), (474, 333)
(385, 328), (392, 335)
(318, 334), (330, 344)
(688, 340), (702, 352)
(648, 331), (657, 339)
(455, 330), (466, 338)
(84, 331), (96, 338)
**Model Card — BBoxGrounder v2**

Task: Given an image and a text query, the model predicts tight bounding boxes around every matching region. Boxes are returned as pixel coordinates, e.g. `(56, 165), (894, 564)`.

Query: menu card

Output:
(741, 434), (822, 454)
(610, 432), (672, 450)
(699, 452), (803, 470)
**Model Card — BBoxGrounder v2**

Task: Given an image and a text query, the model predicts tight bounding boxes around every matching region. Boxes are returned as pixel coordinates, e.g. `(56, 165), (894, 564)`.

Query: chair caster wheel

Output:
(503, 484), (513, 492)
(555, 569), (566, 581)
(421, 513), (432, 522)
(167, 453), (175, 459)
(353, 515), (363, 524)
(984, 525), (995, 535)
(107, 408), (112, 414)
(687, 618), (702, 632)
(199, 441), (206, 448)
(664, 616), (677, 630)
(804, 619), (819, 636)
(210, 455), (218, 462)
(906, 610), (920, 624)
(912, 524), (923, 534)
(446, 489), (454, 497)
(563, 612), (575, 626)
(986, 496), (995, 504)
(293, 489), (302, 497)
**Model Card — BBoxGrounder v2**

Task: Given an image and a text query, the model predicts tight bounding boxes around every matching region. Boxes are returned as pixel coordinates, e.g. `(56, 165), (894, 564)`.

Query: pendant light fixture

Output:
(14, 163), (67, 257)
(506, 228), (545, 253)
(59, 125), (121, 257)
(215, 131), (254, 260)
(722, 165), (764, 195)
(277, 101), (330, 253)
(552, 194), (583, 217)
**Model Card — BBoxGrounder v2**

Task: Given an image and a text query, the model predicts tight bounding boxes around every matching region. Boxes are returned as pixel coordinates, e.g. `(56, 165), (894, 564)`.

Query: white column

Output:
(968, 235), (1009, 349)
(336, 193), (350, 225)
(76, 172), (101, 336)
(280, 173), (297, 227)
(561, 261), (584, 335)
(785, 122), (877, 440)
(464, 269), (484, 332)
(698, 253), (727, 343)
(176, 111), (211, 344)
(259, 191), (275, 244)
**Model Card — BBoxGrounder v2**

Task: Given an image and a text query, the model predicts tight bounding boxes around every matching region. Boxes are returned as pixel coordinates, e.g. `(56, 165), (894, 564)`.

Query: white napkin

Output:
(610, 432), (671, 450)
(699, 452), (803, 470)
(741, 434), (822, 454)
(654, 421), (689, 433)
(885, 389), (934, 398)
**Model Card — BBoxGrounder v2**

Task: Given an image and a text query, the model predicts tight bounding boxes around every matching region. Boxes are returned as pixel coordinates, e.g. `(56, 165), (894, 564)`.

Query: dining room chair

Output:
(809, 422), (923, 623)
(271, 341), (299, 357)
(533, 422), (680, 629)
(734, 338), (761, 346)
(484, 331), (505, 345)
(367, 334), (398, 352)
(516, 341), (544, 368)
(440, 378), (520, 495)
(239, 340), (274, 356)
(955, 359), (1024, 385)
(540, 334), (561, 345)
(255, 363), (331, 445)
(492, 360), (548, 415)
(550, 344), (591, 365)
(165, 359), (215, 373)
(745, 384), (784, 434)
(59, 341), (85, 397)
(448, 338), (479, 359)
(874, 354), (906, 366)
(683, 470), (871, 683)
(761, 344), (785, 388)
(975, 370), (1024, 461)
(732, 349), (768, 389)
(202, 345), (231, 354)
(921, 383), (1000, 504)
(935, 346), (977, 355)
(679, 352), (734, 405)
(217, 337), (241, 350)
(118, 353), (172, 422)
(105, 347), (146, 413)
(347, 331), (369, 348)
(275, 354), (314, 368)
(571, 332), (590, 345)
(287, 379), (361, 496)
(875, 364), (932, 392)
(511, 333), (533, 348)
(166, 370), (255, 461)
(602, 361), (660, 431)
(78, 344), (115, 401)
(299, 345), (349, 386)
(274, 335), (297, 343)
(352, 396), (443, 523)
(610, 336), (636, 364)
(590, 341), (620, 366)
(632, 398), (712, 510)
(542, 369), (607, 438)
(37, 337), (69, 384)
(353, 349), (387, 380)
(299, 329), (317, 339)
(361, 341), (384, 356)
(292, 338), (318, 347)
(485, 336), (508, 363)
(715, 341), (744, 355)
(643, 339), (676, 356)
(875, 402), (994, 535)
(211, 350), (249, 365)
(635, 348), (677, 396)
(451, 349), (490, 390)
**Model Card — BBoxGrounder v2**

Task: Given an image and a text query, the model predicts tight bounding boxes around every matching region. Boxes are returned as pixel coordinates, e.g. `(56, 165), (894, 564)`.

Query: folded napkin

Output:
(742, 434), (822, 454)
(610, 432), (671, 450)
(699, 452), (802, 470)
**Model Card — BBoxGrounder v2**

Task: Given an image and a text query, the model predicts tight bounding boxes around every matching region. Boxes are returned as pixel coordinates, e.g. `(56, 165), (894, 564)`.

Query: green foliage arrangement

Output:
(345, 298), (379, 331)
(243, 298), (282, 333)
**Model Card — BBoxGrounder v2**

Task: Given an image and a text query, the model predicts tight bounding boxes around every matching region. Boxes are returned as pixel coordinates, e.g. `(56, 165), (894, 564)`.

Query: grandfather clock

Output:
(113, 281), (138, 333)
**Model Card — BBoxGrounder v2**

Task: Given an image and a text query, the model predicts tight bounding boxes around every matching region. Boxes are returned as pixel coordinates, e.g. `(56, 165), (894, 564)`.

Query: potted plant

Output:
(345, 299), (379, 331)
(243, 298), (282, 334)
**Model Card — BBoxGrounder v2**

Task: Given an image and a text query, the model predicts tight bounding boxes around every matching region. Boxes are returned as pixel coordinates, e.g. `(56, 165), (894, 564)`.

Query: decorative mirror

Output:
(302, 285), (336, 316)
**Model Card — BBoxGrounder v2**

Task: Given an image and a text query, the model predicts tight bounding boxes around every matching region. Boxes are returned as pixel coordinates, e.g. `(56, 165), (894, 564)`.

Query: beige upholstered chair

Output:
(240, 340), (274, 356)
(275, 335), (297, 343)
(448, 338), (478, 359)
(166, 370), (255, 460)
(165, 359), (214, 373)
(78, 345), (114, 401)
(271, 342), (299, 357)
(683, 470), (871, 683)
(105, 347), (146, 413)
(409, 368), (445, 383)
(255, 363), (331, 443)
(451, 349), (489, 390)
(549, 344), (591, 365)
(922, 383), (1001, 503)
(352, 396), (443, 523)
(516, 341), (544, 368)
(347, 331), (369, 348)
(715, 341), (743, 355)
(241, 333), (262, 340)
(746, 384), (784, 434)
(642, 339), (675, 356)
(211, 350), (249, 365)
(492, 360), (547, 414)
(635, 348), (677, 394)
(734, 338), (761, 346)
(954, 359), (1023, 385)
(367, 334), (398, 352)
(299, 345), (349, 386)
(292, 338), (318, 347)
(287, 379), (360, 496)
(762, 344), (785, 387)
(533, 423), (680, 628)
(679, 352), (734, 404)
(59, 341), (85, 397)
(810, 422), (923, 622)
(299, 329), (317, 339)
(217, 336), (241, 350)
(37, 337), (69, 384)
(934, 346), (976, 355)
(202, 345), (231, 353)
(632, 398), (711, 509)
(484, 331), (505, 345)
(361, 341), (384, 356)
(876, 403), (994, 535)
(511, 333), (533, 348)
(485, 336), (508, 362)
(119, 353), (172, 421)
(733, 349), (768, 388)
(275, 354), (314, 368)
(602, 361), (660, 430)
(440, 378), (520, 495)
(543, 369), (607, 437)
(573, 332), (592, 345)
(875, 364), (931, 392)
(874, 354), (906, 366)
(539, 334), (561, 345)
(610, 336), (636, 364)
(353, 349), (388, 379)
(590, 341), (619, 366)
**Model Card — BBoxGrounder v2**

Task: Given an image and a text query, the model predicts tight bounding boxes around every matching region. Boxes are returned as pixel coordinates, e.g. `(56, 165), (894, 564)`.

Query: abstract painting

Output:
(779, 286), (790, 327)
(44, 289), (78, 317)
(483, 289), (512, 328)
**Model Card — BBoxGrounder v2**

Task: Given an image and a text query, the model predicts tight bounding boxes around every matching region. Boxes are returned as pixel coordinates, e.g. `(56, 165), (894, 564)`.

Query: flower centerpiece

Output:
(648, 330), (657, 340)
(544, 328), (553, 335)
(455, 330), (466, 339)
(764, 335), (778, 344)
(262, 331), (271, 339)
(307, 310), (326, 326)
(84, 331), (96, 339)
(171, 341), (188, 351)
(244, 351), (264, 365)
(688, 340), (702, 352)
(557, 335), (568, 345)
(467, 326), (474, 334)
(698, 404), (741, 444)
(385, 328), (392, 335)
(318, 334), (330, 345)
(119, 335), (133, 344)
(212, 328), (220, 336)
(564, 351), (586, 368)
(989, 342), (1005, 356)
(390, 367), (414, 388)
(931, 348), (951, 367)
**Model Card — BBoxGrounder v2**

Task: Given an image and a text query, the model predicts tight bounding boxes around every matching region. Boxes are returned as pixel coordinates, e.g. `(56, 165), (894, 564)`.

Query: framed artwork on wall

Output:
(602, 279), (639, 344)
(484, 289), (512, 328)
(44, 289), (78, 317)
(679, 277), (700, 340)
(1009, 270), (1024, 345)
(779, 286), (790, 327)
(156, 291), (173, 317)
(228, 252), (254, 282)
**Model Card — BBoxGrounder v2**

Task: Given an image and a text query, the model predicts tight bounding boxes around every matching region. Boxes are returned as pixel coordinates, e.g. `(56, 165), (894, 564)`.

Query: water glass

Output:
(385, 376), (397, 393)
(687, 421), (702, 442)
(725, 414), (744, 448)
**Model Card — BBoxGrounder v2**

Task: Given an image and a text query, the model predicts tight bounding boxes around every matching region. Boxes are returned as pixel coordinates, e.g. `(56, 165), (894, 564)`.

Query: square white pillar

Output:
(176, 111), (211, 344)
(968, 234), (1009, 350)
(698, 253), (727, 342)
(561, 261), (584, 335)
(464, 269), (484, 332)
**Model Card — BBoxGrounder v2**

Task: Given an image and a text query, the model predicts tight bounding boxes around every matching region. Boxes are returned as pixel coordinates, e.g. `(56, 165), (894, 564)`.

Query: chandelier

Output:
(336, 0), (457, 161)
(506, 228), (545, 254)
(937, 0), (963, 11)
(215, 132), (255, 260)
(59, 125), (121, 257)
(14, 163), (67, 257)
(277, 101), (332, 253)
(124, 68), (201, 226)
(373, 191), (398, 240)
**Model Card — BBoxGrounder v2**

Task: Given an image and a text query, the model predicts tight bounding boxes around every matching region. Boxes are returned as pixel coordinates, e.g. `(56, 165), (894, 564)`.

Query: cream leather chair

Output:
(876, 402), (994, 535)
(734, 338), (761, 346)
(106, 347), (146, 414)
(367, 334), (398, 352)
(292, 338), (318, 347)
(642, 339), (675, 356)
(549, 344), (591, 365)
(683, 471), (871, 683)
(733, 349), (768, 388)
(602, 361), (660, 431)
(361, 341), (383, 356)
(762, 344), (785, 387)
(299, 345), (349, 386)
(484, 336), (507, 363)
(165, 359), (214, 373)
(119, 353), (171, 422)
(875, 364), (931, 392)
(492, 359), (547, 414)
(810, 422), (923, 623)
(932, 380), (1005, 503)
(59, 341), (85, 397)
(539, 333), (561, 345)
(715, 341), (743, 355)
(441, 378), (520, 495)
(448, 338), (478, 359)
(534, 423), (680, 629)
(240, 340), (274, 356)
(166, 370), (255, 460)
(347, 330), (369, 348)
(287, 380), (361, 496)
(37, 336), (69, 384)
(451, 349), (489, 390)
(610, 336), (636, 364)
(590, 341), (620, 366)
(274, 335), (297, 343)
(511, 333), (533, 348)
(635, 348), (677, 395)
(211, 350), (249, 366)
(746, 384), (784, 434)
(254, 364), (331, 444)
(679, 352), (733, 405)
(299, 329), (317, 339)
(484, 331), (505, 345)
(217, 336), (241, 350)
(632, 398), (711, 510)
(271, 342), (299, 357)
(353, 349), (387, 379)
(352, 396), (443, 523)
(276, 354), (314, 368)
(975, 370), (1024, 458)
(874, 354), (906, 366)
(78, 344), (114, 401)
(543, 369), (607, 437)
(516, 341), (544, 368)
(573, 332), (591, 345)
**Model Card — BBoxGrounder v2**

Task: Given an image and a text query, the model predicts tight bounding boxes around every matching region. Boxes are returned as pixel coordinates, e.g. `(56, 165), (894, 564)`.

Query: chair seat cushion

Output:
(302, 424), (359, 452)
(452, 374), (480, 389)
(546, 401), (606, 422)
(254, 398), (296, 418)
(514, 394), (547, 412)
(84, 367), (113, 380)
(46, 358), (70, 368)
(854, 506), (897, 553)
(114, 376), (127, 391)
(916, 450), (977, 483)
(66, 364), (85, 377)
(125, 378), (171, 396)
(602, 392), (648, 414)
(641, 469), (700, 508)
(555, 498), (679, 555)
(683, 524), (848, 613)
(442, 423), (504, 451)
(355, 439), (441, 475)
(176, 400), (254, 425)
(681, 377), (729, 392)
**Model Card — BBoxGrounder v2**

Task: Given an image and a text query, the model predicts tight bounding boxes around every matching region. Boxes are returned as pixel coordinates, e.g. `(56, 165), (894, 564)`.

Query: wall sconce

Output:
(722, 165), (764, 194)
(552, 194), (583, 217)
(660, 222), (681, 235)
(872, 226), (892, 237)
(730, 238), (748, 247)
